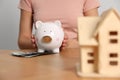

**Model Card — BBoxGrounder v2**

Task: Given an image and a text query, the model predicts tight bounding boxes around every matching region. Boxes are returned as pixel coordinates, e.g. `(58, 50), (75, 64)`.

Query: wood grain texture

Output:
(0, 48), (120, 80)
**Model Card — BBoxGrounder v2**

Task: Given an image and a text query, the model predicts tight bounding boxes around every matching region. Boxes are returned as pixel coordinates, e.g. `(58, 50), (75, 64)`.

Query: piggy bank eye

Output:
(44, 30), (46, 32)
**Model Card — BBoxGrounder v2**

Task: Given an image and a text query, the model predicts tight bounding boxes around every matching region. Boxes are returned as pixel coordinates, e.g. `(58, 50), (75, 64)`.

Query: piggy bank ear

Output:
(35, 21), (43, 29)
(54, 20), (61, 27)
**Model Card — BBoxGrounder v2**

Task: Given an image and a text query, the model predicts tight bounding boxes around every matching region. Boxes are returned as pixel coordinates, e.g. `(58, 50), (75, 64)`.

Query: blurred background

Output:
(0, 0), (120, 49)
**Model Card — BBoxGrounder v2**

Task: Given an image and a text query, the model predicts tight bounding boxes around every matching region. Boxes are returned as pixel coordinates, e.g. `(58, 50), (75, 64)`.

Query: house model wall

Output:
(77, 8), (120, 77)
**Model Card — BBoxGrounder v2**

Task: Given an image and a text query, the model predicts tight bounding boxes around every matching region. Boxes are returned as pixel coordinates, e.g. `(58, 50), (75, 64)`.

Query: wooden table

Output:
(0, 48), (119, 80)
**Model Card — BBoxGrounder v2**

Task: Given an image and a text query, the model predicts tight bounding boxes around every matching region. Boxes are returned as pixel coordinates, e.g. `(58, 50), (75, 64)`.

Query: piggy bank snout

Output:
(41, 36), (52, 43)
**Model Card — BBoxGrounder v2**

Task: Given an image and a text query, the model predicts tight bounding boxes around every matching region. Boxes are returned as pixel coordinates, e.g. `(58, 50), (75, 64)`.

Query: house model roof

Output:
(78, 8), (120, 46)
(93, 8), (120, 37)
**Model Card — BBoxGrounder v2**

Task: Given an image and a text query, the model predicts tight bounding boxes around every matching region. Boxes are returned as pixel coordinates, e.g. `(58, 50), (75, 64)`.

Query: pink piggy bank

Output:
(35, 20), (64, 53)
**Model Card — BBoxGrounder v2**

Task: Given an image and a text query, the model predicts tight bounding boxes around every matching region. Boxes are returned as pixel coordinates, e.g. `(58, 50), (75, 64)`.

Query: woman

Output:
(18, 0), (100, 50)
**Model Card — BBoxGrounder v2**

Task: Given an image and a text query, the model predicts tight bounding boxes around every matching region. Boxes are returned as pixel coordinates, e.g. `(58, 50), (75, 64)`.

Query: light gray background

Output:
(0, 0), (120, 49)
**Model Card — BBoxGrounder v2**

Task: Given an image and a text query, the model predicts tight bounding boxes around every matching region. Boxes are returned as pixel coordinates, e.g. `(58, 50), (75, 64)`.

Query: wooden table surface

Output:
(0, 48), (119, 80)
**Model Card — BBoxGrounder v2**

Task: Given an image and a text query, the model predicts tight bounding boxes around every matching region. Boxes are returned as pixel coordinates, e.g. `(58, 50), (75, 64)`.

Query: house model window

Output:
(110, 61), (118, 65)
(109, 31), (118, 44)
(109, 53), (118, 66)
(109, 31), (118, 35)
(88, 52), (94, 64)
(109, 53), (118, 57)
(77, 8), (120, 77)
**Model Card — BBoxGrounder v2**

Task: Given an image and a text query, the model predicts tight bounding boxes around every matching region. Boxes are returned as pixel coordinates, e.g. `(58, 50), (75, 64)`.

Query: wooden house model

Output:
(77, 8), (120, 77)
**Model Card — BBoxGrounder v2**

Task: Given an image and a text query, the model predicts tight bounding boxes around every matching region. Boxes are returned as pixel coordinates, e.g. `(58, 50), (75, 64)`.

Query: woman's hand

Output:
(60, 34), (68, 50)
(31, 35), (37, 48)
